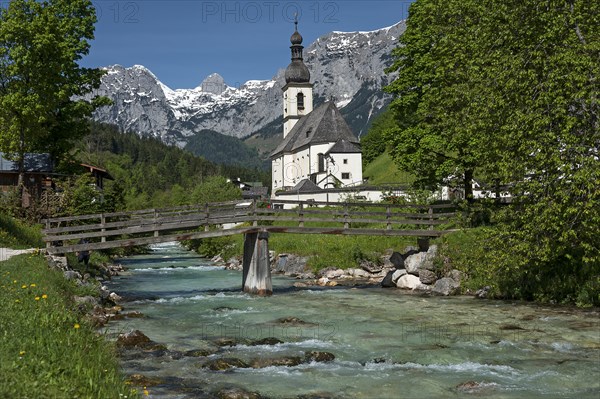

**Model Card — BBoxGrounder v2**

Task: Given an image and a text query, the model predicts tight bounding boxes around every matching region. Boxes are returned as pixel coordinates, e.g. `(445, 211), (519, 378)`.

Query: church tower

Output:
(282, 20), (313, 138)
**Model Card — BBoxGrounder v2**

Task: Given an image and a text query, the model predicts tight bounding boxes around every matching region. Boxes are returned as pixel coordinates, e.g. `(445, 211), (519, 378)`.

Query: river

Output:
(104, 242), (600, 399)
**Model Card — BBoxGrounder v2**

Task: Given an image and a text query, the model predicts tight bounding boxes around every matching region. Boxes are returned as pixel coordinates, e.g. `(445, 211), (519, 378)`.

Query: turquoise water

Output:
(105, 242), (600, 399)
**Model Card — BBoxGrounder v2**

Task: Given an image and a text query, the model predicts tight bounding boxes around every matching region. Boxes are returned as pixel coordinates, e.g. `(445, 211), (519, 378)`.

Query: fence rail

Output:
(42, 199), (457, 254)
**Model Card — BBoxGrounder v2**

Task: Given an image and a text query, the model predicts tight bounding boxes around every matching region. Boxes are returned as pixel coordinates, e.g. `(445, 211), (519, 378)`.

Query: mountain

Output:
(88, 21), (405, 157)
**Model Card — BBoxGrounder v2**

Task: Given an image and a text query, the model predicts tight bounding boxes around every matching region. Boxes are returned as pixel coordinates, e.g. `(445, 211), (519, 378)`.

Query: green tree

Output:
(361, 106), (396, 166)
(386, 0), (599, 304)
(0, 0), (107, 192)
(385, 0), (494, 200)
(190, 176), (242, 204)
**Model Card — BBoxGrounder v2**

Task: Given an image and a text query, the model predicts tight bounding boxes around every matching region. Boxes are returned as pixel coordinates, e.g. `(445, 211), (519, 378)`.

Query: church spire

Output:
(285, 18), (310, 84)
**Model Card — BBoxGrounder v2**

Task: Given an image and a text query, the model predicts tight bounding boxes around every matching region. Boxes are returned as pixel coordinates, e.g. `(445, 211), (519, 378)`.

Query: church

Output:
(271, 22), (363, 198)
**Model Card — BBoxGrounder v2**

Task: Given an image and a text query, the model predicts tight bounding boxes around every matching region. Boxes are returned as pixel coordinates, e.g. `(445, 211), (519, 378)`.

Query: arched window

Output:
(297, 92), (305, 110)
(318, 153), (325, 173)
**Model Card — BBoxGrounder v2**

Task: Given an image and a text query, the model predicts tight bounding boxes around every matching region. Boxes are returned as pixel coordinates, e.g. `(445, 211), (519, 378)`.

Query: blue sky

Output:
(81, 1), (413, 89)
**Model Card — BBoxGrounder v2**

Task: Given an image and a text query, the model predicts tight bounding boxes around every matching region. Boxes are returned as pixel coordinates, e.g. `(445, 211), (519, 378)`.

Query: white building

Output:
(271, 22), (363, 198)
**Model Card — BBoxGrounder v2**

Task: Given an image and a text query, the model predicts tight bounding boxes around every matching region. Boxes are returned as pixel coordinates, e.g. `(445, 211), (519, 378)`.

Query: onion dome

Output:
(285, 21), (310, 84)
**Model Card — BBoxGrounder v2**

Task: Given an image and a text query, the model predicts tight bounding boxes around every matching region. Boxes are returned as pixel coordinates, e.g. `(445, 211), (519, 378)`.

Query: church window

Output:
(342, 173), (350, 180)
(297, 93), (305, 110)
(318, 153), (325, 173)
(343, 159), (348, 164)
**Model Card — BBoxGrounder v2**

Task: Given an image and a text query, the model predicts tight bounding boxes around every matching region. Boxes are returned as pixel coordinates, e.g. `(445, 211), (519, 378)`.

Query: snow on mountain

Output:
(90, 21), (406, 149)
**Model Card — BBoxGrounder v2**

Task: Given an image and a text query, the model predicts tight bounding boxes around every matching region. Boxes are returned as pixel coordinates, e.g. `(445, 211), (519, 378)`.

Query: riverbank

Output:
(0, 253), (138, 398)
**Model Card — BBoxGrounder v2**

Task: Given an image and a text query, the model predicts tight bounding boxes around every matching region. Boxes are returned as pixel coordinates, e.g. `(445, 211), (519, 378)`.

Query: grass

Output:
(363, 151), (416, 186)
(0, 253), (139, 399)
(0, 212), (44, 249)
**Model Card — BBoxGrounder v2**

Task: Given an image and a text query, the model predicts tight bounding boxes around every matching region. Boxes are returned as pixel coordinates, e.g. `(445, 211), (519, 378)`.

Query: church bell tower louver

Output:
(282, 19), (313, 138)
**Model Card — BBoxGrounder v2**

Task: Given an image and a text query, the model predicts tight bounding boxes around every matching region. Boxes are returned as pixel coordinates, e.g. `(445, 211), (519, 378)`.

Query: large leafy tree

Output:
(386, 0), (599, 303)
(385, 0), (496, 200)
(0, 0), (107, 189)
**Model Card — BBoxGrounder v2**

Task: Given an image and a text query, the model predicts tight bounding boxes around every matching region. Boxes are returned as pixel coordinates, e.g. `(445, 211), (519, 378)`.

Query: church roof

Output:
(325, 139), (361, 154)
(271, 102), (360, 158)
(290, 178), (322, 193)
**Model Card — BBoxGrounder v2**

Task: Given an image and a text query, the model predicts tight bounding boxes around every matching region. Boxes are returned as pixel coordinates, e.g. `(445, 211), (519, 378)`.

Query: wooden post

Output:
(45, 219), (51, 250)
(101, 214), (107, 242)
(428, 206), (433, 230)
(252, 198), (258, 227)
(153, 209), (159, 237)
(298, 202), (304, 228)
(386, 205), (391, 230)
(204, 203), (210, 231)
(344, 203), (349, 229)
(242, 230), (272, 296)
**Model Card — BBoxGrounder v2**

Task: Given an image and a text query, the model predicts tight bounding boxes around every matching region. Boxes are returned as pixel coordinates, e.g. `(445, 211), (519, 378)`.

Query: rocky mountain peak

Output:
(199, 73), (227, 95)
(90, 21), (406, 151)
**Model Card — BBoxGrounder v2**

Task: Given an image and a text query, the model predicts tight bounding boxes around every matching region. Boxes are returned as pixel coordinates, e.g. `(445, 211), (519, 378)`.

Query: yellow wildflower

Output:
(30, 283), (36, 287)
(74, 323), (80, 329)
(15, 299), (20, 303)
(143, 388), (149, 396)
(42, 294), (48, 299)
(21, 285), (27, 289)
(35, 296), (40, 301)
(19, 351), (25, 356)
(13, 280), (17, 284)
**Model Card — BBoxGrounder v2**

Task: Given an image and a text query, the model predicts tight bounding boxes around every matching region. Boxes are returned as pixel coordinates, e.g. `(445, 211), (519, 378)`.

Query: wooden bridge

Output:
(42, 199), (456, 296)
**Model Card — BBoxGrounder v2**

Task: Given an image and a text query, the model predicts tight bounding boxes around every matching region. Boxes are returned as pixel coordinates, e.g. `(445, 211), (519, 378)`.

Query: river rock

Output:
(432, 277), (460, 296)
(184, 348), (217, 357)
(213, 337), (248, 347)
(275, 317), (316, 326)
(250, 356), (303, 368)
(392, 269), (407, 283)
(117, 330), (152, 348)
(419, 269), (437, 285)
(396, 274), (422, 290)
(74, 295), (99, 306)
(250, 337), (283, 346)
(108, 292), (122, 302)
(322, 268), (345, 279)
(360, 260), (383, 274)
(475, 286), (491, 299)
(347, 268), (370, 279)
(304, 351), (335, 362)
(381, 271), (396, 288)
(204, 357), (250, 371)
(215, 387), (262, 399)
(63, 270), (82, 280)
(389, 252), (404, 268)
(275, 254), (309, 275)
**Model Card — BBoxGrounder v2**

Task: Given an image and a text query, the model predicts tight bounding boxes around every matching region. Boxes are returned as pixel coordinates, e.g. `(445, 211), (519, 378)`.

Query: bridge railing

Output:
(42, 199), (457, 254)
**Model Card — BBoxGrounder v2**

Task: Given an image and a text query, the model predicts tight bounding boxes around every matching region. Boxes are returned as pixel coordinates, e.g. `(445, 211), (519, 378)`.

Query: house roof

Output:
(325, 139), (361, 154)
(290, 179), (322, 193)
(0, 153), (54, 173)
(271, 101), (360, 158)
(80, 163), (114, 180)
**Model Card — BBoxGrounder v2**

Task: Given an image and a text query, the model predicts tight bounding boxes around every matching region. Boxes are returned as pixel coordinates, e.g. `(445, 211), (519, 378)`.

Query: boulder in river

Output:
(432, 277), (460, 296)
(418, 269), (437, 285)
(389, 252), (404, 268)
(117, 330), (152, 348)
(381, 271), (396, 288)
(250, 356), (304, 368)
(204, 357), (250, 371)
(396, 274), (422, 290)
(304, 351), (335, 363)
